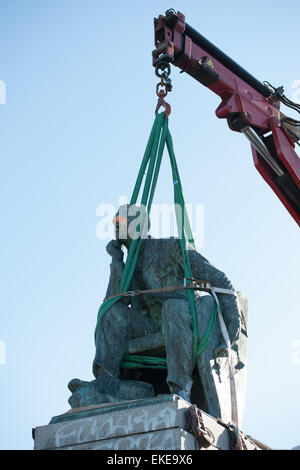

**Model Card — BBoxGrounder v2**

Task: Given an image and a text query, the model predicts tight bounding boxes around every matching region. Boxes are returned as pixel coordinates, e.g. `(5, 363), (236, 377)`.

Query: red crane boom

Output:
(153, 9), (300, 226)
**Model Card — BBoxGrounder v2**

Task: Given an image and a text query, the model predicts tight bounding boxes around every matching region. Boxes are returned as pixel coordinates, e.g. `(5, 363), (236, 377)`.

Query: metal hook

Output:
(155, 83), (171, 117)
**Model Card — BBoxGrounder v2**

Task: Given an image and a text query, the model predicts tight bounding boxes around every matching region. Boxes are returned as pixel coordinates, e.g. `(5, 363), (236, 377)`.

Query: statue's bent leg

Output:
(71, 302), (158, 405)
(162, 298), (194, 401)
(94, 302), (132, 378)
(93, 302), (159, 378)
(68, 302), (160, 408)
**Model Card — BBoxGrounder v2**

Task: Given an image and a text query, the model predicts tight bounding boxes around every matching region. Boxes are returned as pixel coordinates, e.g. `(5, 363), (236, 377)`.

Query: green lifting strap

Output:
(94, 112), (217, 369)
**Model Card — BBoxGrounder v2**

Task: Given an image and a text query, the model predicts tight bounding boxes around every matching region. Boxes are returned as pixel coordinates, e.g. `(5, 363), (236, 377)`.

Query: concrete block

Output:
(33, 395), (260, 450)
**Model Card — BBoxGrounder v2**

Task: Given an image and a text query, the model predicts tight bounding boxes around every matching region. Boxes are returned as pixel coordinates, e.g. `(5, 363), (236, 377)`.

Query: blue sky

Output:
(0, 0), (299, 450)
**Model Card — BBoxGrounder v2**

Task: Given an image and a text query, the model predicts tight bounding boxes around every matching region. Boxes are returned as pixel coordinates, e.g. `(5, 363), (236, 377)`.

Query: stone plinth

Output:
(33, 395), (260, 450)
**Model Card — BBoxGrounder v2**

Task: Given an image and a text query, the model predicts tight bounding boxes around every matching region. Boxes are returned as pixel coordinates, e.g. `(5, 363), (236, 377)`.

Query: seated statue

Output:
(68, 204), (247, 425)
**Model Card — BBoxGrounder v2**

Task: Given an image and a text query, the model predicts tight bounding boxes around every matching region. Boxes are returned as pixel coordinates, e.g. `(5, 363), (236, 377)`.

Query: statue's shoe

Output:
(67, 374), (154, 409)
(67, 378), (109, 409)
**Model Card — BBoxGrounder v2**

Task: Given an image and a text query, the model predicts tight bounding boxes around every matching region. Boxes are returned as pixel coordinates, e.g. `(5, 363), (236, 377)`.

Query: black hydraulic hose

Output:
(184, 22), (271, 98)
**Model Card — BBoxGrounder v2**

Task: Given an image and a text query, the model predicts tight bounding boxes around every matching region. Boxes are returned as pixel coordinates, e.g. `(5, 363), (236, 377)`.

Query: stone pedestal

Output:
(33, 395), (262, 450)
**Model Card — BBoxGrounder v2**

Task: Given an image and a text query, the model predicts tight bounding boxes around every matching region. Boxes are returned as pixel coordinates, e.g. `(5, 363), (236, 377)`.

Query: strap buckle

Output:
(187, 277), (212, 292)
(121, 290), (139, 297)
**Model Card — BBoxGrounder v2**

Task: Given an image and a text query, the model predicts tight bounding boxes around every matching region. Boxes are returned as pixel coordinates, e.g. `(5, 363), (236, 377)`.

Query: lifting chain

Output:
(155, 61), (172, 117)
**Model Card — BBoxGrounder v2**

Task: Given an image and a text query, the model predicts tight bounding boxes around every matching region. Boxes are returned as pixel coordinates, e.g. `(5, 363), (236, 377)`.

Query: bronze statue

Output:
(68, 204), (247, 426)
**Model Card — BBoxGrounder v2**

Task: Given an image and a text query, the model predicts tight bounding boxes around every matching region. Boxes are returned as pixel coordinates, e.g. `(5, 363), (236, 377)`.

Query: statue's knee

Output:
(100, 303), (130, 330)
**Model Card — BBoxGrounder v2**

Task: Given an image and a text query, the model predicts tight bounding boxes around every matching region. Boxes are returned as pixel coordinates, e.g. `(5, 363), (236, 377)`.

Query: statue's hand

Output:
(213, 343), (228, 359)
(106, 240), (124, 262)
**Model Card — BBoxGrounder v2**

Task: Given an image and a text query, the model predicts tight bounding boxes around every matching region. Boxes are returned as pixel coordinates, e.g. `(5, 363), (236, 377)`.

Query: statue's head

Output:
(113, 204), (150, 242)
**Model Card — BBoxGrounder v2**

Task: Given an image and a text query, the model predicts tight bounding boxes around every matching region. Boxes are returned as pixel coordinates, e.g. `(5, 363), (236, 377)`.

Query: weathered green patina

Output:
(67, 113), (247, 425)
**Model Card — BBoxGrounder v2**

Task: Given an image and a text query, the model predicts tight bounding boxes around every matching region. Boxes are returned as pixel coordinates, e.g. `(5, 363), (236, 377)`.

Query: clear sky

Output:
(0, 0), (299, 450)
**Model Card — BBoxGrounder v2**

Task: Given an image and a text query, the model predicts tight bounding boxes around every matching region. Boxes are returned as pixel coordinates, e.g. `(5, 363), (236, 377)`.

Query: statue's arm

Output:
(187, 248), (241, 344)
(104, 240), (130, 305)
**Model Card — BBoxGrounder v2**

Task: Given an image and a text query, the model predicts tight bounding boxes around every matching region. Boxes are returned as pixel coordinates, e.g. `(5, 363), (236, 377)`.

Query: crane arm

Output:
(153, 9), (300, 226)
